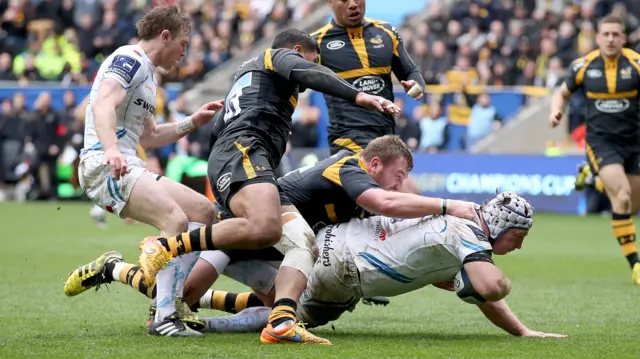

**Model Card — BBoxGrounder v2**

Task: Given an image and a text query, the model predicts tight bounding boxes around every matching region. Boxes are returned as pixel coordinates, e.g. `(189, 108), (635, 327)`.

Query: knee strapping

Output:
(274, 212), (315, 278)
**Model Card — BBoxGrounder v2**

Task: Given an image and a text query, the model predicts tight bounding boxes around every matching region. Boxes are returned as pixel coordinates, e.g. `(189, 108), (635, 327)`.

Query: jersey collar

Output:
(330, 18), (371, 29)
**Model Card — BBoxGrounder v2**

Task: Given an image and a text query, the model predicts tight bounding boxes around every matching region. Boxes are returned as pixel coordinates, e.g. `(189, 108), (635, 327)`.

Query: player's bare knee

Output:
(193, 196), (216, 224)
(249, 217), (282, 249)
(161, 206), (189, 235)
(613, 188), (632, 212)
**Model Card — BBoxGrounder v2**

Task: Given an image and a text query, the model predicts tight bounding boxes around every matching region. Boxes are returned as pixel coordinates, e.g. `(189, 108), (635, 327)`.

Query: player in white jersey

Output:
(191, 192), (566, 338)
(65, 5), (224, 337)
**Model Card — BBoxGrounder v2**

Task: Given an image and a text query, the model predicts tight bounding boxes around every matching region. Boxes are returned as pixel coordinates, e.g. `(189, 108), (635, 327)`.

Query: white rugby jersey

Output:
(82, 45), (157, 157)
(316, 215), (493, 297)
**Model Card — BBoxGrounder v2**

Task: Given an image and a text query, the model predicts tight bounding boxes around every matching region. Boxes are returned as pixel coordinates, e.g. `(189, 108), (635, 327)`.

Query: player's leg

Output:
(592, 147), (639, 281)
(138, 141), (285, 281)
(624, 152), (640, 283)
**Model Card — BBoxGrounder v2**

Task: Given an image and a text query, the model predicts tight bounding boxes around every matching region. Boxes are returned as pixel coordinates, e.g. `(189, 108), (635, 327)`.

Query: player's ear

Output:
(369, 157), (381, 172)
(160, 30), (171, 43)
(293, 44), (303, 54)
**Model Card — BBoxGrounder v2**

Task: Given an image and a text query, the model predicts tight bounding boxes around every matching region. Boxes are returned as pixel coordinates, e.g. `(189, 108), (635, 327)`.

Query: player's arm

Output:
(463, 260), (510, 302)
(139, 100), (224, 149)
(92, 78), (128, 152)
(477, 300), (567, 338)
(356, 188), (475, 220)
(389, 25), (426, 99)
(270, 49), (399, 114)
(322, 160), (473, 219)
(549, 58), (583, 127)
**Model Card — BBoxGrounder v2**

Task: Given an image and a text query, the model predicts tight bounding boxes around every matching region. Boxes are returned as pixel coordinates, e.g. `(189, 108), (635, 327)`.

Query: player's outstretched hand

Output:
(548, 111), (562, 128)
(521, 329), (567, 338)
(104, 146), (128, 181)
(401, 80), (424, 100)
(355, 93), (401, 115)
(446, 200), (477, 220)
(192, 99), (225, 126)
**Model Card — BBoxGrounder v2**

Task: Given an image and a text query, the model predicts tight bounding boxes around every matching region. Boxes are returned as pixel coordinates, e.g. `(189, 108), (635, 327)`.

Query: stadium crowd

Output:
(1, 0), (640, 202)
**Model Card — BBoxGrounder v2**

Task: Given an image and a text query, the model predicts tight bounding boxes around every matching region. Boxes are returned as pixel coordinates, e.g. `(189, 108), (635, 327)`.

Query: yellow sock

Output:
(119, 264), (156, 298)
(612, 213), (640, 268)
(205, 290), (264, 313)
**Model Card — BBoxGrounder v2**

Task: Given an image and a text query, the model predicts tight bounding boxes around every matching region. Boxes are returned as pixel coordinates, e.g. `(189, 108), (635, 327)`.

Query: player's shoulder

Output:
(269, 47), (302, 59)
(311, 21), (336, 39)
(366, 18), (392, 30)
(570, 50), (601, 70)
(621, 48), (640, 65)
(446, 215), (489, 240)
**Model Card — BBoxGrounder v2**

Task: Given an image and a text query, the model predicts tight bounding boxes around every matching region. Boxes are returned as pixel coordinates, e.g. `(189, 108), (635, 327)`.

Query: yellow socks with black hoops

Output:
(104, 262), (156, 298)
(196, 290), (264, 314)
(268, 298), (297, 329)
(612, 213), (640, 268)
(157, 225), (216, 257)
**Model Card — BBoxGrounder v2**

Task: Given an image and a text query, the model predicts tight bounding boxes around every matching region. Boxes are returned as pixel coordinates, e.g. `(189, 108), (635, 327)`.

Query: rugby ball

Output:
(453, 267), (487, 305)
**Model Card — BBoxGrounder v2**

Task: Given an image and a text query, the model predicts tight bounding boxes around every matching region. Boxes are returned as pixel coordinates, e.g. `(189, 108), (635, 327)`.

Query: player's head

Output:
(596, 14), (626, 58)
(272, 29), (320, 63)
(328, 0), (366, 28)
(480, 192), (533, 255)
(136, 4), (192, 71)
(361, 135), (413, 192)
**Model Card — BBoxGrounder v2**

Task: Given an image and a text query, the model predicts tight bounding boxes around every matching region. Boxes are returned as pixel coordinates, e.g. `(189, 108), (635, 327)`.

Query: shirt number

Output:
(224, 72), (252, 122)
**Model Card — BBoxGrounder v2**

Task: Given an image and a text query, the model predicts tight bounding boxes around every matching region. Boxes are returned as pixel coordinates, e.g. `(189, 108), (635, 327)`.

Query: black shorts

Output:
(328, 133), (378, 156)
(585, 137), (640, 175)
(208, 136), (278, 213)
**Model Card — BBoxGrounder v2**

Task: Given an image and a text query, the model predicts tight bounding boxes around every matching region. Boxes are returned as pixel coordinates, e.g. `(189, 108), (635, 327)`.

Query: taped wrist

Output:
(176, 116), (197, 136)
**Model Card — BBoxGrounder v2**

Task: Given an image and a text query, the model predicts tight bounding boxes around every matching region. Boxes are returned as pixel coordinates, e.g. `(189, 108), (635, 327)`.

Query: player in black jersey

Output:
(139, 28), (400, 345)
(311, 0), (425, 194)
(550, 15), (640, 284)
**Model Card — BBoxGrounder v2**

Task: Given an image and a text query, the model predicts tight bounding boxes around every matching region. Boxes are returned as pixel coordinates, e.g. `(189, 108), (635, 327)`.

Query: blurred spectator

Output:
(396, 106), (421, 151)
(0, 0), (322, 85)
(418, 103), (448, 153)
(290, 99), (320, 149)
(0, 52), (16, 80)
(466, 93), (502, 148)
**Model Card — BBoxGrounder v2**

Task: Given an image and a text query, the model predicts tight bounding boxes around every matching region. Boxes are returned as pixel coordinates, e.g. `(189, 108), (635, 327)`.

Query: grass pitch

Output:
(0, 202), (638, 358)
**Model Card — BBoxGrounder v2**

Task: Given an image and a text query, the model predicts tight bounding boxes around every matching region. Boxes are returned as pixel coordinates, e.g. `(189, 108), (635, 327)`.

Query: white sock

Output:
(200, 307), (271, 333)
(154, 260), (178, 321)
(199, 289), (214, 309)
(173, 222), (206, 299)
(175, 252), (200, 299)
(110, 262), (127, 282)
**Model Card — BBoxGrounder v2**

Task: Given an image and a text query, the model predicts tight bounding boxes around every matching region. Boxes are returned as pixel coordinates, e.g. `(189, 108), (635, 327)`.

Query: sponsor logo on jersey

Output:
(586, 69), (602, 78)
(106, 55), (141, 84)
(595, 99), (630, 113)
(373, 218), (387, 241)
(133, 98), (156, 113)
(326, 40), (345, 50)
(352, 76), (385, 94)
(217, 172), (232, 192)
(620, 66), (633, 79)
(322, 225), (336, 266)
(572, 59), (586, 72)
(370, 34), (384, 45)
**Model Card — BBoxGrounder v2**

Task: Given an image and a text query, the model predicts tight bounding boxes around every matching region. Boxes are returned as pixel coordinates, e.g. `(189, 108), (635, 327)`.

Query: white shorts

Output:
(78, 151), (147, 218)
(297, 238), (361, 328)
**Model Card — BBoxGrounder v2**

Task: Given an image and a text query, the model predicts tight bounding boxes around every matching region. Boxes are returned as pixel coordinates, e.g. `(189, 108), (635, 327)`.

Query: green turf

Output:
(0, 202), (638, 358)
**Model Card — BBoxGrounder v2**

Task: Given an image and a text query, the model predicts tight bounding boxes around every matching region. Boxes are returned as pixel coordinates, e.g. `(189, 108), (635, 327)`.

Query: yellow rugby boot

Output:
(63, 251), (123, 297)
(260, 321), (331, 345)
(632, 263), (640, 285)
(138, 236), (172, 287)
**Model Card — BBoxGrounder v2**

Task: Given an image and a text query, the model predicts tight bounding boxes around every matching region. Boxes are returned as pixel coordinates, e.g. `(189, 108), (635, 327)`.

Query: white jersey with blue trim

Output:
(329, 215), (492, 298)
(82, 44), (157, 158)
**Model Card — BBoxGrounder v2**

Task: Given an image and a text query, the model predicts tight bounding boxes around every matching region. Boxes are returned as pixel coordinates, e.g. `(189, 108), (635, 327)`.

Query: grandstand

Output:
(0, 0), (638, 213)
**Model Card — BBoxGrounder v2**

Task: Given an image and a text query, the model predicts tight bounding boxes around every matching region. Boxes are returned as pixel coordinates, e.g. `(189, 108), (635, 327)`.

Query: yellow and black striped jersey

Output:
(312, 18), (424, 141)
(564, 49), (640, 143)
(277, 150), (380, 232)
(215, 48), (302, 163)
